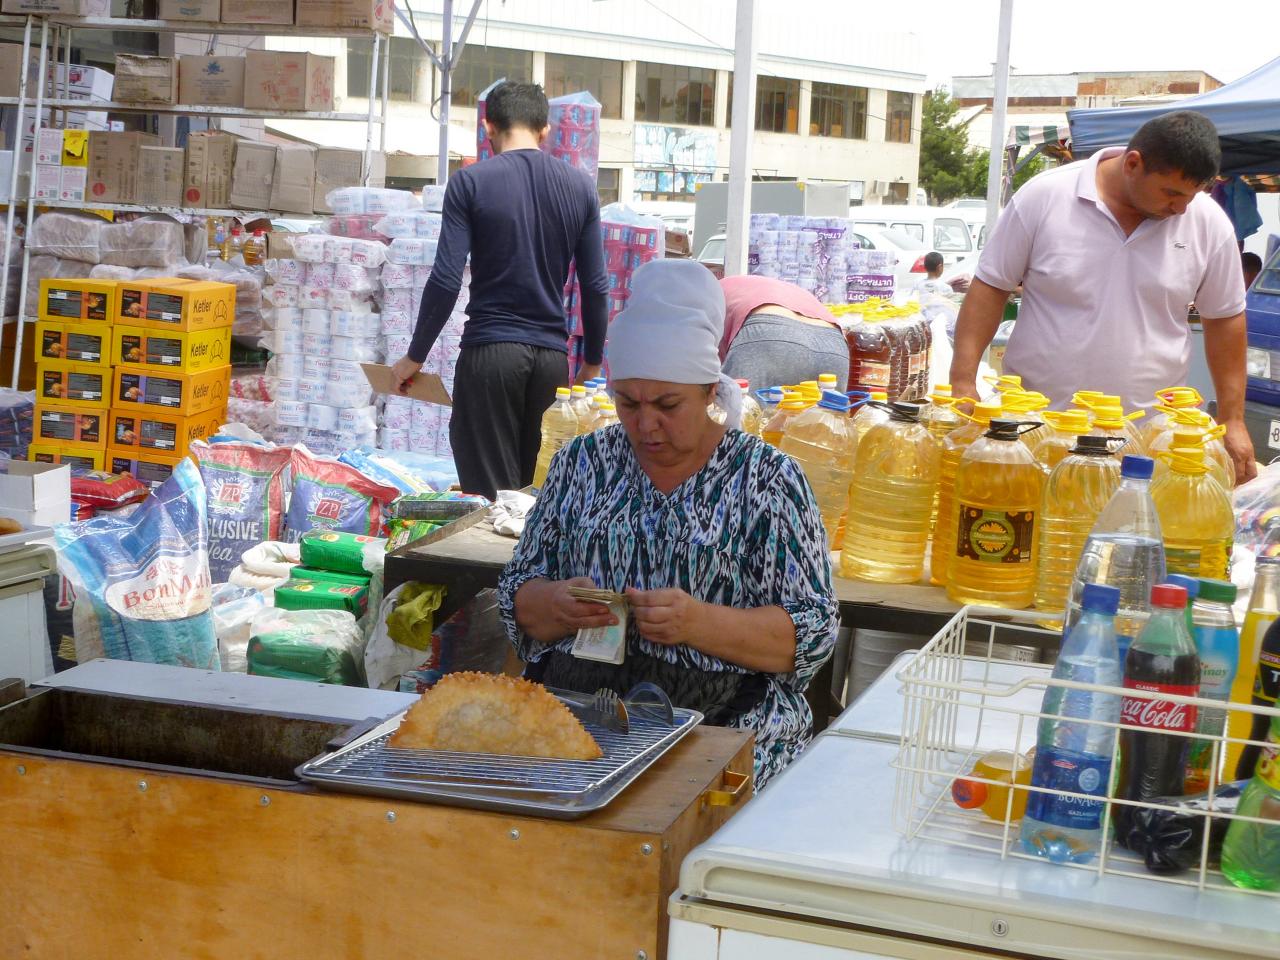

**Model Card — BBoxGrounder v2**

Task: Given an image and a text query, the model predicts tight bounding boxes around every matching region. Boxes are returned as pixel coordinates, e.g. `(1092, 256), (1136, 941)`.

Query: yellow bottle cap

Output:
(779, 399), (808, 412)
(934, 384), (953, 396)
(1154, 385), (1203, 408)
(991, 374), (1024, 392)
(870, 391), (888, 402)
(972, 401), (1003, 423)
(1042, 409), (1092, 434)
(1072, 390), (1105, 405)
(1170, 430), (1207, 448)
(555, 387), (571, 399)
(1164, 444), (1209, 475)
(571, 385), (587, 398)
(818, 374), (838, 386)
(1169, 406), (1213, 427)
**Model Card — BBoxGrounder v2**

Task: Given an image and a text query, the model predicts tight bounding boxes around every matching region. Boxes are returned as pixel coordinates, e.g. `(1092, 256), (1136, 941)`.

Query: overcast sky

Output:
(879, 0), (1276, 88)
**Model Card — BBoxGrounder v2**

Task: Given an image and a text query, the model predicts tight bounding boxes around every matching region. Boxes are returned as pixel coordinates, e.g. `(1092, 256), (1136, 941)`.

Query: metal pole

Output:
(437, 0), (453, 186)
(723, 0), (758, 278)
(11, 17), (48, 391)
(379, 33), (390, 155)
(363, 32), (381, 184)
(2, 17), (32, 388)
(984, 0), (1014, 236)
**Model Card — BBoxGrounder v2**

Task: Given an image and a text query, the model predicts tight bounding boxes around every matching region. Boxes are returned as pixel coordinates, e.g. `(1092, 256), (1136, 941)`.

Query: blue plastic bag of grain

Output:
(191, 439), (291, 582)
(55, 457), (220, 670)
(284, 445), (400, 543)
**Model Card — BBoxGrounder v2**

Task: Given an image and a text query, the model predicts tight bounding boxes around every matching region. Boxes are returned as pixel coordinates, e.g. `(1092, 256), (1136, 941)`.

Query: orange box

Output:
(37, 279), (119, 324)
(109, 407), (223, 458)
(36, 319), (110, 366)
(37, 360), (110, 410)
(26, 442), (105, 472)
(34, 402), (106, 449)
(112, 364), (230, 417)
(116, 279), (235, 334)
(106, 446), (185, 488)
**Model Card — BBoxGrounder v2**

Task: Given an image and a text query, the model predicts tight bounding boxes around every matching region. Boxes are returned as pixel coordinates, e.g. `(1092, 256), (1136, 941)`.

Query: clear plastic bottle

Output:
(591, 401), (619, 431)
(1033, 435), (1124, 623)
(921, 385), (962, 443)
(762, 393), (806, 448)
(1031, 410), (1093, 472)
(1220, 714), (1280, 890)
(1184, 578), (1239, 794)
(1164, 573), (1200, 638)
(569, 385), (593, 433)
(1065, 455), (1165, 662)
(1151, 444), (1234, 580)
(737, 379), (764, 437)
(1082, 398), (1147, 456)
(532, 387), (579, 488)
(847, 310), (895, 399)
(1021, 582), (1123, 864)
(755, 386), (784, 425)
(1229, 537), (1280, 779)
(851, 390), (890, 444)
(1141, 385), (1204, 449)
(930, 400), (1003, 586)
(946, 419), (1046, 608)
(242, 228), (266, 267)
(212, 218), (228, 262)
(1149, 412), (1234, 490)
(780, 390), (857, 544)
(840, 401), (941, 583)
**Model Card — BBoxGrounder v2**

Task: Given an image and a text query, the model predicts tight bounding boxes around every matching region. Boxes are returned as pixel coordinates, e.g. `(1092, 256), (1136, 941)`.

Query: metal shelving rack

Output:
(3, 12), (392, 389)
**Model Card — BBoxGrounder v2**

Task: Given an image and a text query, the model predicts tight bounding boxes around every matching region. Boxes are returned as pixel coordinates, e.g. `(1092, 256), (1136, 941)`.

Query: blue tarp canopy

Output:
(1068, 56), (1280, 178)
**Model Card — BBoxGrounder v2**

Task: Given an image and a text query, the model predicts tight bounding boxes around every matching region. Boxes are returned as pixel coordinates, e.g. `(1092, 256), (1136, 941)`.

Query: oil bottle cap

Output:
(1154, 385), (1203, 408)
(985, 418), (1040, 440)
(888, 401), (922, 422)
(869, 391), (888, 402)
(1166, 574), (1200, 603)
(972, 400), (1003, 422)
(1081, 583), (1121, 616)
(1151, 583), (1188, 609)
(1069, 435), (1117, 456)
(555, 387), (571, 399)
(1120, 454), (1154, 479)
(571, 385), (586, 397)
(736, 378), (750, 390)
(1045, 409), (1093, 434)
(934, 384), (953, 396)
(819, 390), (852, 413)
(1196, 578), (1237, 604)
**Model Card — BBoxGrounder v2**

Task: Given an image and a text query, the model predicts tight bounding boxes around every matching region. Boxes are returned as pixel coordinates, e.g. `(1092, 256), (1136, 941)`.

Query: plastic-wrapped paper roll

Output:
(378, 428), (411, 452)
(334, 262), (378, 291)
(414, 265), (432, 288)
(307, 402), (339, 431)
(301, 308), (331, 335)
(327, 236), (353, 263)
(327, 288), (373, 311)
(331, 310), (382, 338)
(386, 238), (430, 265)
(305, 261), (336, 288)
(416, 213), (443, 239)
(268, 306), (304, 332)
(384, 334), (411, 358)
(292, 234), (328, 262)
(275, 399), (308, 427)
(303, 355), (332, 381)
(411, 400), (437, 433)
(326, 376), (374, 408)
(330, 336), (381, 362)
(301, 332), (332, 356)
(382, 288), (412, 313)
(274, 378), (299, 401)
(382, 395), (412, 431)
(380, 309), (413, 335)
(271, 330), (304, 355)
(267, 259), (306, 285)
(264, 284), (300, 308)
(380, 262), (415, 288)
(297, 378), (328, 403)
(339, 405), (378, 433)
(374, 212), (417, 238)
(299, 286), (329, 308)
(268, 353), (305, 379)
(348, 238), (387, 268)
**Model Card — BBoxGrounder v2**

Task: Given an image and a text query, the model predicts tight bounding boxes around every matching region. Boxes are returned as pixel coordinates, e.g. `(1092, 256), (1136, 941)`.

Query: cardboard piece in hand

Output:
(361, 363), (452, 407)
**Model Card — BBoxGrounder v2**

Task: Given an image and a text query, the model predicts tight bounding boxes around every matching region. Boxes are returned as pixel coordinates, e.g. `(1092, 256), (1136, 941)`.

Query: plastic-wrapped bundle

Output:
(542, 91), (602, 179)
(324, 215), (388, 242)
(99, 217), (185, 269)
(332, 310), (381, 338)
(381, 261), (415, 289)
(0, 387), (34, 460)
(386, 238), (438, 266)
(373, 211), (443, 239)
(325, 187), (419, 216)
(28, 212), (104, 263)
(190, 440), (291, 582)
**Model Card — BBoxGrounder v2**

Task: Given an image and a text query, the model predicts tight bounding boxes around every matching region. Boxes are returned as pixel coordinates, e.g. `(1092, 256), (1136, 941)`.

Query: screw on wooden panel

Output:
(259, 795), (270, 807)
(385, 811), (397, 823)
(640, 843), (653, 856)
(509, 829), (520, 840)
(138, 780), (148, 792)
(991, 918), (1009, 937)
(15, 765), (25, 775)
(636, 952), (648, 960)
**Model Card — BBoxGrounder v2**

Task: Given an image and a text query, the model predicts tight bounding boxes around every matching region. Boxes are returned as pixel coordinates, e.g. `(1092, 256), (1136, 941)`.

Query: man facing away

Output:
(949, 111), (1255, 482)
(391, 81), (609, 500)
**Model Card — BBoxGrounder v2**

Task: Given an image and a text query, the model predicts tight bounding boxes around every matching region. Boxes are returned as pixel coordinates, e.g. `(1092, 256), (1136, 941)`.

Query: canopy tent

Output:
(1068, 55), (1280, 181)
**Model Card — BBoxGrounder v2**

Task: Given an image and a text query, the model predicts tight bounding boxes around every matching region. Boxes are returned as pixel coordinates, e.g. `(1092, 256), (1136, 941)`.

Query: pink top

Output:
(719, 275), (839, 361)
(976, 147), (1245, 410)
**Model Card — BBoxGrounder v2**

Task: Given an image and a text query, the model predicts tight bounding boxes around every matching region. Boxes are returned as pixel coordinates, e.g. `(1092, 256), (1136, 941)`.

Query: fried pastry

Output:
(388, 672), (603, 761)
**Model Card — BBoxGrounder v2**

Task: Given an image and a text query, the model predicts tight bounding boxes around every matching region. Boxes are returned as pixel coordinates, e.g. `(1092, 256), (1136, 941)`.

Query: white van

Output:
(848, 205), (976, 265)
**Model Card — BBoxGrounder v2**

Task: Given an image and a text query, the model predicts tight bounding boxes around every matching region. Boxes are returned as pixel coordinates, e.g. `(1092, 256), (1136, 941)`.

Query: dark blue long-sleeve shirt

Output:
(407, 148), (609, 366)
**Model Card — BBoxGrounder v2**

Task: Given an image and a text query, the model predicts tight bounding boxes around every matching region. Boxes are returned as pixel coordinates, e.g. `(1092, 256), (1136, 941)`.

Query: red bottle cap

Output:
(1151, 584), (1188, 609)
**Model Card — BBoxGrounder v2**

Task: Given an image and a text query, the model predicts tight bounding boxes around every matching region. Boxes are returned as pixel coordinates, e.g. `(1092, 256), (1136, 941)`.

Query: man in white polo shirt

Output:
(950, 111), (1255, 482)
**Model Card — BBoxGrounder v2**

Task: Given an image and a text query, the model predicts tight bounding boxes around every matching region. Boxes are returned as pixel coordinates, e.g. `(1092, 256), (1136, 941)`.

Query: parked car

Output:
(943, 198), (990, 250)
(696, 234), (725, 279)
(848, 205), (976, 265)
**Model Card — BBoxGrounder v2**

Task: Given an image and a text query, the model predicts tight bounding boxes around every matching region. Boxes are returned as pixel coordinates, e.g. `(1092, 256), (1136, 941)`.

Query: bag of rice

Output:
(285, 445), (399, 543)
(190, 440), (291, 583)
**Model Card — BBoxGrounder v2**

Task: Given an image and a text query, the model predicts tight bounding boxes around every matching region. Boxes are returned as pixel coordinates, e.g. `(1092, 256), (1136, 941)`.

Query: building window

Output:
(597, 167), (620, 206)
(754, 77), (800, 133)
(451, 45), (533, 108)
(348, 37), (432, 102)
(886, 91), (914, 143)
(635, 62), (716, 127)
(810, 82), (867, 139)
(545, 54), (623, 120)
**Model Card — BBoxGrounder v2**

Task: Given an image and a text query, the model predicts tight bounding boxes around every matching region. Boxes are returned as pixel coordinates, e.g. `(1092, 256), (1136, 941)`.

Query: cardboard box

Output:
(0, 459), (71, 529)
(117, 279), (235, 333)
(35, 127), (62, 165)
(113, 323), (232, 373)
(270, 144), (316, 216)
(62, 129), (89, 167)
(114, 55), (179, 105)
(34, 163), (60, 201)
(135, 146), (185, 208)
(244, 51), (334, 112)
(312, 147), (384, 213)
(1, 0), (109, 14)
(0, 43), (37, 100)
(110, 407), (223, 457)
(159, 0), (220, 18)
(221, 0), (292, 23)
(112, 364), (230, 417)
(228, 140), (275, 211)
(37, 359), (110, 410)
(87, 131), (161, 204)
(178, 55), (245, 108)
(59, 165), (87, 203)
(37, 319), (110, 366)
(106, 447), (184, 488)
(296, 0), (394, 32)
(37, 279), (119, 324)
(26, 442), (104, 472)
(35, 402), (106, 449)
(48, 62), (115, 102)
(184, 130), (237, 209)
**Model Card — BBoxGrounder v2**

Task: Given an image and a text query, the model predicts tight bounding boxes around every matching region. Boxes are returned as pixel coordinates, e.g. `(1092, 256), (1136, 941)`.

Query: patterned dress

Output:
(497, 425), (839, 787)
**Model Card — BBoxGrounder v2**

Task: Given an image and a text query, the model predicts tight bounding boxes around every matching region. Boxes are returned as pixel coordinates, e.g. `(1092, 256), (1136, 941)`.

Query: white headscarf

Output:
(606, 259), (743, 429)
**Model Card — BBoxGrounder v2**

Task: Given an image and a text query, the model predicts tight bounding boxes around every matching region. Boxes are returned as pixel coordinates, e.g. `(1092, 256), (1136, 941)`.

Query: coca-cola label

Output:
(1120, 679), (1198, 732)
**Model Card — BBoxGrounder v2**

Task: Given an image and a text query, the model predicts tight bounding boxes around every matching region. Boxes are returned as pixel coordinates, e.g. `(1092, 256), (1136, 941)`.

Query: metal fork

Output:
(592, 688), (629, 734)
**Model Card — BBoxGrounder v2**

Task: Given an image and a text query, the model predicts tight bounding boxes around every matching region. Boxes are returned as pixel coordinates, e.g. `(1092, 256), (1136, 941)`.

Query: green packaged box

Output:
(274, 578), (368, 617)
(298, 529), (380, 575)
(247, 632), (361, 686)
(291, 565), (371, 589)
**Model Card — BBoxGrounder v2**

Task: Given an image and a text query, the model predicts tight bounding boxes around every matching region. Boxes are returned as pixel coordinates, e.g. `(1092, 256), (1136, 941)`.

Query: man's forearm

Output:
(949, 278), (1013, 392)
(407, 283), (461, 363)
(1202, 312), (1247, 421)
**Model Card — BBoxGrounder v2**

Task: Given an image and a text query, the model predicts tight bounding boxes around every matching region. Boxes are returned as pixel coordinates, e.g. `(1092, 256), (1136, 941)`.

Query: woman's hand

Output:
(515, 577), (619, 645)
(626, 587), (707, 648)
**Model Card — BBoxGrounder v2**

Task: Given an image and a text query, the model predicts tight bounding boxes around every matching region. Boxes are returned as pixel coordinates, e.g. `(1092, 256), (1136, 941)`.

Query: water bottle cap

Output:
(1165, 574), (1200, 601)
(1120, 454), (1154, 479)
(818, 390), (852, 413)
(1150, 583), (1188, 609)
(1196, 578), (1238, 604)
(736, 378), (750, 390)
(1081, 583), (1121, 616)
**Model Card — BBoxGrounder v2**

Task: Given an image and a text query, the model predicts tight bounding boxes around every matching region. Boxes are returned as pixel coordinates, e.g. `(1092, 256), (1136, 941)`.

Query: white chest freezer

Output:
(0, 543), (55, 685)
(668, 655), (1280, 960)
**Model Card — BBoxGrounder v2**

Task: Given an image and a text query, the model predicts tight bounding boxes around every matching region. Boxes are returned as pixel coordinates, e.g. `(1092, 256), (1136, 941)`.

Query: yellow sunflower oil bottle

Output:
(922, 385), (963, 442)
(569, 385), (593, 434)
(762, 392), (806, 447)
(1002, 390), (1050, 424)
(781, 390), (857, 544)
(852, 390), (891, 443)
(532, 387), (579, 488)
(737, 379), (764, 437)
(1032, 409), (1094, 472)
(947, 419), (1046, 608)
(1082, 397), (1147, 455)
(930, 400), (1004, 586)
(1150, 444), (1234, 580)
(1149, 409), (1234, 490)
(1033, 435), (1124, 622)
(1142, 385), (1204, 449)
(841, 401), (942, 583)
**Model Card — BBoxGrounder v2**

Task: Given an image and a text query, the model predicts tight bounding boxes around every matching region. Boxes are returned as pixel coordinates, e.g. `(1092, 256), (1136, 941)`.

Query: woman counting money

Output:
(497, 259), (839, 785)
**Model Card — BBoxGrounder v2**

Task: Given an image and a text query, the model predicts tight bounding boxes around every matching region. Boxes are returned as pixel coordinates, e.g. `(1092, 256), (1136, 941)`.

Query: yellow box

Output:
(34, 402), (106, 449)
(37, 360), (110, 410)
(112, 363), (230, 417)
(26, 442), (105, 472)
(37, 279), (119, 324)
(117, 279), (235, 333)
(112, 323), (232, 373)
(36, 319), (110, 366)
(110, 406), (223, 458)
(106, 446), (185, 487)
(62, 129), (89, 167)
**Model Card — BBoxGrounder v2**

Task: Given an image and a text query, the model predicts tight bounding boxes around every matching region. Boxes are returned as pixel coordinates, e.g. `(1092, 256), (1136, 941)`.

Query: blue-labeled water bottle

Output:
(1185, 578), (1239, 794)
(1021, 582), (1124, 864)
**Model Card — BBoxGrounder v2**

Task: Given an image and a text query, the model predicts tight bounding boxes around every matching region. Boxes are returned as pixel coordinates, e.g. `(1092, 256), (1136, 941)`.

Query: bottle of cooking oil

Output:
(1032, 409), (1094, 471)
(1142, 386), (1204, 448)
(946, 419), (1045, 608)
(569, 385), (593, 433)
(1150, 443), (1234, 580)
(591, 401), (619, 431)
(797, 380), (822, 407)
(852, 390), (891, 443)
(1002, 390), (1050, 424)
(841, 402), (942, 583)
(763, 392), (806, 447)
(1033, 435), (1124, 623)
(1082, 397), (1147, 455)
(781, 390), (857, 544)
(989, 374), (1025, 396)
(755, 386), (784, 425)
(931, 400), (1005, 586)
(818, 373), (840, 393)
(1149, 409), (1234, 490)
(1227, 520), (1280, 779)
(532, 387), (579, 488)
(737, 379), (764, 437)
(922, 385), (963, 443)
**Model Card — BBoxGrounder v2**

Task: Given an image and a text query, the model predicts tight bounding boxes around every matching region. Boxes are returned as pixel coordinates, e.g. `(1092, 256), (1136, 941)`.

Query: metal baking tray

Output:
(296, 700), (703, 819)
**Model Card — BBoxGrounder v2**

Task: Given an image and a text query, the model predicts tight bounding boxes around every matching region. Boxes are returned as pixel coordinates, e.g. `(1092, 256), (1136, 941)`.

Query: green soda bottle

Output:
(1220, 714), (1280, 890)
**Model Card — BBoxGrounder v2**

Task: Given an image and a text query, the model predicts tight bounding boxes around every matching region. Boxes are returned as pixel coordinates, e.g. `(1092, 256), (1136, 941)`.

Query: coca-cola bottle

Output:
(1114, 583), (1200, 848)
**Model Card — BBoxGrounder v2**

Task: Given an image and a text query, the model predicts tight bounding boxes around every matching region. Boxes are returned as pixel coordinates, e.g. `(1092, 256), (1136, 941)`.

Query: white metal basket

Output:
(892, 605), (1280, 897)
